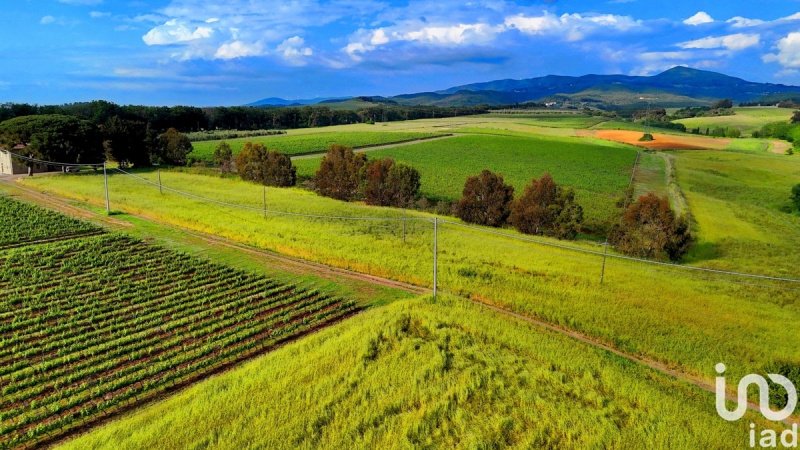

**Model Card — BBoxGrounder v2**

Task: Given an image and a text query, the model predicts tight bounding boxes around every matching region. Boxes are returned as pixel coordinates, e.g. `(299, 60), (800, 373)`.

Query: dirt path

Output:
(2, 177), (784, 423)
(291, 133), (457, 160)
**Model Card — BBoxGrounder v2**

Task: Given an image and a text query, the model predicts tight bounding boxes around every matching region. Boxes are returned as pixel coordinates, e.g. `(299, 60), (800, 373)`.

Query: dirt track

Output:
(578, 129), (730, 150)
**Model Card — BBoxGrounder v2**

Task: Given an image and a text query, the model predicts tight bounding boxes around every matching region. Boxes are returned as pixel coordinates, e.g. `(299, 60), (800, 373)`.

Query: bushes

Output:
(792, 184), (800, 210)
(235, 142), (296, 186)
(510, 173), (583, 239)
(363, 158), (420, 207)
(155, 128), (193, 165)
(455, 170), (514, 227)
(314, 145), (367, 201)
(213, 142), (233, 173)
(609, 193), (692, 261)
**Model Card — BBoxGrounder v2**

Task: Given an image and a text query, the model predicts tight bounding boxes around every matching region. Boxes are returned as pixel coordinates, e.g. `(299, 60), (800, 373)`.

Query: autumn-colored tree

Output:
(154, 128), (192, 165)
(609, 192), (692, 261)
(510, 173), (583, 239)
(235, 142), (295, 186)
(314, 144), (367, 201)
(455, 170), (514, 227)
(362, 158), (421, 207)
(213, 141), (233, 173)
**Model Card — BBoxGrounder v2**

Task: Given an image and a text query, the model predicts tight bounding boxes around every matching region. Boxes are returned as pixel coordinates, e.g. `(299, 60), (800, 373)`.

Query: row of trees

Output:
(454, 170), (584, 240)
(313, 145), (421, 207)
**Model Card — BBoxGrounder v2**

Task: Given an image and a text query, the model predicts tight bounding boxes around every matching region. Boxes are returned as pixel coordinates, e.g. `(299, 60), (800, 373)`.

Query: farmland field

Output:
(0, 195), (101, 248)
(22, 169), (800, 388)
(673, 107), (793, 136)
(189, 131), (443, 162)
(294, 134), (638, 229)
(59, 295), (761, 449)
(0, 197), (357, 449)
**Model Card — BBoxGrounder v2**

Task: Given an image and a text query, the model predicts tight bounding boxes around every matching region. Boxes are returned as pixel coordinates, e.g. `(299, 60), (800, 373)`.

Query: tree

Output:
(712, 99), (733, 109)
(314, 144), (366, 201)
(213, 141), (233, 173)
(510, 173), (583, 239)
(101, 116), (148, 167)
(609, 193), (692, 261)
(455, 170), (514, 227)
(792, 183), (800, 210)
(792, 110), (800, 124)
(154, 128), (192, 165)
(362, 158), (421, 207)
(235, 142), (295, 186)
(0, 114), (104, 165)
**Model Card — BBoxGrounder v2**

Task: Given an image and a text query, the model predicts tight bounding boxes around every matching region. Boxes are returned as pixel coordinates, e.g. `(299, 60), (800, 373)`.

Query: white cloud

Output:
(214, 41), (265, 60)
(40, 16), (57, 25)
(678, 33), (760, 51)
(276, 36), (313, 65)
(504, 12), (641, 41)
(89, 11), (110, 19)
(763, 32), (800, 68)
(683, 11), (714, 26)
(345, 22), (503, 59)
(142, 19), (214, 45)
(726, 16), (765, 28)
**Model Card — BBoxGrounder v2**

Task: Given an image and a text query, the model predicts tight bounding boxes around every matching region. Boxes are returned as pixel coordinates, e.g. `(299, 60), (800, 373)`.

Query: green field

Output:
(58, 296), (761, 449)
(189, 131), (442, 161)
(23, 169), (800, 387)
(674, 107), (793, 136)
(0, 197), (357, 448)
(295, 134), (638, 230)
(0, 195), (100, 247)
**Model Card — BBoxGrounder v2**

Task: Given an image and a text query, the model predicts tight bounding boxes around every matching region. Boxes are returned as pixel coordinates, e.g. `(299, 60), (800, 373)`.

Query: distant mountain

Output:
(246, 96), (349, 107)
(247, 67), (800, 109)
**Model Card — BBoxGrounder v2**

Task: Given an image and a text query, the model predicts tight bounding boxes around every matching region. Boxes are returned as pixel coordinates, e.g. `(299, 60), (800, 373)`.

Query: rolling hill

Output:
(248, 66), (800, 109)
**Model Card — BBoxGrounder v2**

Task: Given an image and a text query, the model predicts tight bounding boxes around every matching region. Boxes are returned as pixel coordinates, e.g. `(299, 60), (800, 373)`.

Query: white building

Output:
(0, 147), (49, 175)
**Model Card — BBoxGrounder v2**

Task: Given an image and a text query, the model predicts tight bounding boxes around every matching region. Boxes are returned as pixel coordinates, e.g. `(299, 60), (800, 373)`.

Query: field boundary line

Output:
(0, 229), (106, 251)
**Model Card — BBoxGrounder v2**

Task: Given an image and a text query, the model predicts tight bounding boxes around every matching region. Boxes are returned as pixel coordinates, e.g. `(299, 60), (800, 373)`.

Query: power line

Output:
(1, 149), (104, 168)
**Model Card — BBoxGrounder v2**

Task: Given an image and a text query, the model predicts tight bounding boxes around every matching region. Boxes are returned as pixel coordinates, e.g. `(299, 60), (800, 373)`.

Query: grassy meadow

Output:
(674, 107), (793, 136)
(189, 131), (442, 162)
(295, 134), (638, 229)
(23, 168), (800, 385)
(59, 295), (764, 450)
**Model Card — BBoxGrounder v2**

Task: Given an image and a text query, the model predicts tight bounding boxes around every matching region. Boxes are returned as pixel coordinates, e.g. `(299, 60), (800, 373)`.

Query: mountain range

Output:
(247, 66), (800, 109)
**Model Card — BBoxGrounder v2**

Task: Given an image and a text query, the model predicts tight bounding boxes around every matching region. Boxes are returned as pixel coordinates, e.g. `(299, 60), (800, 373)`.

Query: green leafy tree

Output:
(0, 114), (103, 164)
(101, 116), (148, 167)
(235, 142), (295, 186)
(609, 193), (692, 261)
(510, 173), (583, 239)
(455, 170), (514, 227)
(791, 110), (800, 124)
(154, 128), (193, 165)
(792, 183), (800, 210)
(314, 144), (367, 201)
(362, 158), (421, 207)
(213, 141), (234, 173)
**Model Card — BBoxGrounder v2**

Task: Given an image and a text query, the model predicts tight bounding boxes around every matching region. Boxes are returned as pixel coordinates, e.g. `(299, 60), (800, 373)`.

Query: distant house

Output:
(0, 145), (51, 175)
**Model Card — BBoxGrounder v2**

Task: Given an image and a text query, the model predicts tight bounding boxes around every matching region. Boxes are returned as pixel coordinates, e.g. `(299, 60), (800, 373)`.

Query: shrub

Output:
(235, 142), (296, 186)
(455, 170), (514, 227)
(609, 193), (692, 261)
(510, 173), (583, 239)
(155, 128), (193, 166)
(639, 133), (654, 142)
(725, 128), (741, 138)
(213, 142), (233, 173)
(362, 158), (421, 207)
(792, 184), (800, 210)
(314, 144), (367, 201)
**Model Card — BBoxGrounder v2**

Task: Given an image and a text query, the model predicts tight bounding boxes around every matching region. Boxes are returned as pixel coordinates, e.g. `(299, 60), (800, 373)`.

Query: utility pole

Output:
(158, 169), (163, 195)
(103, 162), (110, 214)
(600, 241), (609, 284)
(262, 185), (267, 219)
(433, 217), (438, 299)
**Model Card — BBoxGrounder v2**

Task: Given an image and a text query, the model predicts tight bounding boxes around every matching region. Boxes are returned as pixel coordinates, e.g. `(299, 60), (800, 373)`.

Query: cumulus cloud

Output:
(142, 19), (214, 45)
(683, 11), (714, 26)
(276, 36), (313, 65)
(504, 12), (641, 41)
(678, 33), (760, 51)
(764, 32), (800, 68)
(214, 41), (265, 60)
(726, 16), (765, 28)
(345, 22), (502, 59)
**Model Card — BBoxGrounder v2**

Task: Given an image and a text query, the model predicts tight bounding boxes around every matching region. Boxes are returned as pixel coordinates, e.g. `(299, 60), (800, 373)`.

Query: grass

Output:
(674, 107), (793, 136)
(23, 170), (800, 385)
(295, 134), (638, 230)
(673, 150), (800, 275)
(189, 131), (442, 161)
(58, 295), (765, 450)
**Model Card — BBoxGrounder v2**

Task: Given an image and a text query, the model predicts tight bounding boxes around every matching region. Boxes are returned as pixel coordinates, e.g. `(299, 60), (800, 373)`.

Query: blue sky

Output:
(3, 0), (800, 105)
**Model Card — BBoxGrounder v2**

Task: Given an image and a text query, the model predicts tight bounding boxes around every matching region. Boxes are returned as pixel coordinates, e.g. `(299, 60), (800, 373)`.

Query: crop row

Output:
(0, 232), (358, 449)
(0, 196), (101, 248)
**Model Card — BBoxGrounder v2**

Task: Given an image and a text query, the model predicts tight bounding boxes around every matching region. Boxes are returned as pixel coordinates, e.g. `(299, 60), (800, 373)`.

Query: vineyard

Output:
(0, 196), (101, 249)
(0, 198), (358, 449)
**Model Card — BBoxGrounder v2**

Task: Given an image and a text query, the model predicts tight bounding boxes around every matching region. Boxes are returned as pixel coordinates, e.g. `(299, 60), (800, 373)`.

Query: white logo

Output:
(715, 363), (797, 422)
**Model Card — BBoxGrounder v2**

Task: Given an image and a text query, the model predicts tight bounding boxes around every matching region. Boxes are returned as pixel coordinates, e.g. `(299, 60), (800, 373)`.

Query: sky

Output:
(3, 0), (800, 106)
